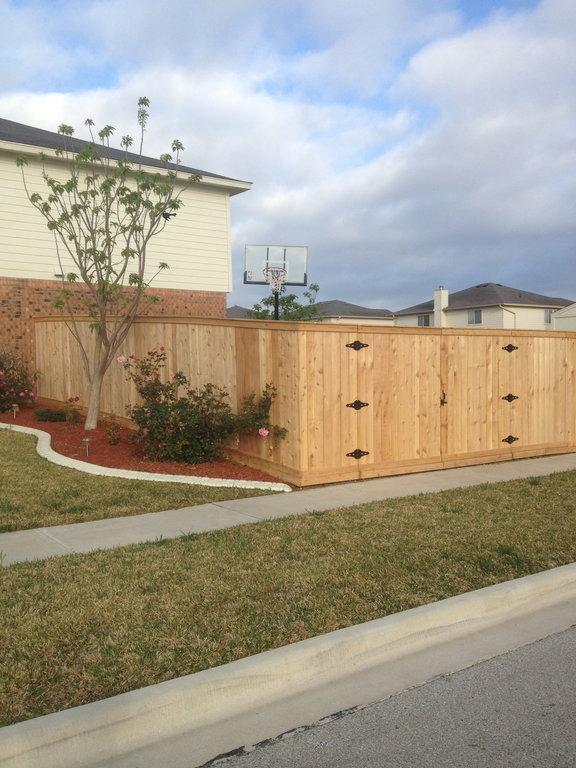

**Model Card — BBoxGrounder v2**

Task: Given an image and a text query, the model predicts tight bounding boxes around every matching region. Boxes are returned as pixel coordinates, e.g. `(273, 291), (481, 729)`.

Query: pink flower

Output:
(258, 427), (269, 438)
(116, 355), (127, 364)
(19, 392), (24, 397)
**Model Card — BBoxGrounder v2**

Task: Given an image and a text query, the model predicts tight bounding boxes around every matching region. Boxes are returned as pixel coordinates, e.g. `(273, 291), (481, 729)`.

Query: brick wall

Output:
(0, 277), (226, 368)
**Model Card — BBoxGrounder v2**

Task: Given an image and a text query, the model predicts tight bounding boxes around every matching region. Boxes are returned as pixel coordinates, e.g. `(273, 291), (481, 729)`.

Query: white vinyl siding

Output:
(395, 313), (432, 327)
(501, 306), (560, 330)
(397, 305), (561, 330)
(553, 304), (576, 330)
(0, 149), (233, 292)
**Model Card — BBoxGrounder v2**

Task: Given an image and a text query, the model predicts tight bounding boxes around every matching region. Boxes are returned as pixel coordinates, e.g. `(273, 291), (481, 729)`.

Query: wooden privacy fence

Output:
(35, 317), (576, 486)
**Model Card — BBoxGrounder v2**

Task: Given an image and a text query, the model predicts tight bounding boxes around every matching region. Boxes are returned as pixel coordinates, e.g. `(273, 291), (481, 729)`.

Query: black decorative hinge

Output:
(502, 393), (519, 402)
(502, 343), (518, 353)
(346, 399), (369, 410)
(346, 448), (369, 459)
(502, 435), (519, 444)
(346, 340), (369, 351)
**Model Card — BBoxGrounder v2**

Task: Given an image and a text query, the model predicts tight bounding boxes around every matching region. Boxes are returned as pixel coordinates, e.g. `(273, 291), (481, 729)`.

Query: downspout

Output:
(499, 305), (517, 329)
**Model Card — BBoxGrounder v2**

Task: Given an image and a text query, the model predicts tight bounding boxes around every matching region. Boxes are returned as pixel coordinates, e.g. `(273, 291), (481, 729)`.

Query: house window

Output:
(468, 309), (482, 325)
(418, 314), (431, 327)
(544, 309), (553, 325)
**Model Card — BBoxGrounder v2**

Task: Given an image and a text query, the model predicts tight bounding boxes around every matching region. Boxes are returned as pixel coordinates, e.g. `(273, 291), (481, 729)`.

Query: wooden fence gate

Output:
(337, 329), (576, 482)
(34, 319), (576, 486)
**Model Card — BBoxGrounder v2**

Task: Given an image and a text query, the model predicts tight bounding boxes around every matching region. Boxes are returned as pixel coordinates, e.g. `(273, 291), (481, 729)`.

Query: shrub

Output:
(123, 349), (286, 464)
(35, 408), (66, 422)
(105, 415), (122, 445)
(0, 347), (36, 413)
(64, 396), (81, 426)
(237, 384), (288, 441)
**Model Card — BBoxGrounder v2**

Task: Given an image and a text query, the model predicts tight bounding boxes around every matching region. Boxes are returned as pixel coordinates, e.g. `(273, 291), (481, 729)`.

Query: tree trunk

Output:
(84, 368), (104, 430)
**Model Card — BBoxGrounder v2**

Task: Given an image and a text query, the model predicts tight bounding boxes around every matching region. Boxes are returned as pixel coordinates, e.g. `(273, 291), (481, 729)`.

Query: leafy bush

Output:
(35, 408), (66, 422)
(64, 396), (81, 426)
(105, 415), (122, 445)
(0, 347), (36, 413)
(237, 384), (288, 441)
(123, 349), (286, 464)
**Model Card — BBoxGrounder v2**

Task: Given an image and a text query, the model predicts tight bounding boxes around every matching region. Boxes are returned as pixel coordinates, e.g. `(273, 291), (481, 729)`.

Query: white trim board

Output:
(0, 423), (291, 493)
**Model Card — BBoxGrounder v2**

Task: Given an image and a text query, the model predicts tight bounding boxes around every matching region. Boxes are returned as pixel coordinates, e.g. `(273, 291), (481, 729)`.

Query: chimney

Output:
(434, 285), (448, 328)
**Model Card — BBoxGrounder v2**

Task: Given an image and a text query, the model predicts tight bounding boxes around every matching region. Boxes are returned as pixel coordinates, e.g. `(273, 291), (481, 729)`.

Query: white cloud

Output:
(0, 0), (574, 311)
(0, 1), (74, 89)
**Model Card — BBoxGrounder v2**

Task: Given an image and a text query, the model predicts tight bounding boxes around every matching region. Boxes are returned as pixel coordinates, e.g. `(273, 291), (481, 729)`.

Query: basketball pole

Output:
(274, 290), (280, 320)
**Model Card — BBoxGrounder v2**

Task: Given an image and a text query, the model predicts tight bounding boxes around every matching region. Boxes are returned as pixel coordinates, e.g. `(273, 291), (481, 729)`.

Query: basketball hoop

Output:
(262, 264), (287, 294)
(243, 246), (308, 321)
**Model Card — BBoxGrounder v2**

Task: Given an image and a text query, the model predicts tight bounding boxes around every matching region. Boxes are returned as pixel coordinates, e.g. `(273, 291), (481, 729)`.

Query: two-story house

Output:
(0, 117), (251, 363)
(394, 283), (573, 330)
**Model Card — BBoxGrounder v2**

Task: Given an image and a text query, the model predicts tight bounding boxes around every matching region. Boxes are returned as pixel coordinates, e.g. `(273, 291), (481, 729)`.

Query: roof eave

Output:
(444, 302), (569, 311)
(0, 139), (252, 196)
(323, 314), (394, 320)
(398, 301), (568, 315)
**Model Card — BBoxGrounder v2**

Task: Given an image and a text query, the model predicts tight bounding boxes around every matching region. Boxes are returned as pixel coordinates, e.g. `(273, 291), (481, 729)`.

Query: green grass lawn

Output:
(0, 431), (269, 531)
(2, 470), (576, 726)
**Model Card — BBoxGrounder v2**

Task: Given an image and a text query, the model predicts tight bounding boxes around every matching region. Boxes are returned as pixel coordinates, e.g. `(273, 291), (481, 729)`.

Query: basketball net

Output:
(262, 264), (287, 293)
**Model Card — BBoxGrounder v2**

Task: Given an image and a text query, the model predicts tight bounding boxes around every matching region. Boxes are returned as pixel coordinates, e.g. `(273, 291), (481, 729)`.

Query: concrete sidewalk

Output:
(3, 451), (576, 565)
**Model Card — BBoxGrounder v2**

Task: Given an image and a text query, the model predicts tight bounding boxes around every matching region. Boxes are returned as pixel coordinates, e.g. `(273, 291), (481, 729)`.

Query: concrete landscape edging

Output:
(2, 561), (576, 768)
(0, 423), (292, 493)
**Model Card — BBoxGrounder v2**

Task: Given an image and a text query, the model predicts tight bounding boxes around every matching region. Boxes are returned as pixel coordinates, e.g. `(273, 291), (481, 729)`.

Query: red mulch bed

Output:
(0, 407), (281, 484)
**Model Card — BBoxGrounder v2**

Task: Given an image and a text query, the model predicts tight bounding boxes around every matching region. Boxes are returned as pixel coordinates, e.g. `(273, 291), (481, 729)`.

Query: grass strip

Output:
(0, 431), (268, 531)
(2, 471), (576, 725)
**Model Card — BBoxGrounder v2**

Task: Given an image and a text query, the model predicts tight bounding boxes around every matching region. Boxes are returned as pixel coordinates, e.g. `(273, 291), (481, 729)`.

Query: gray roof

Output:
(314, 299), (393, 317)
(396, 283), (573, 315)
(227, 305), (250, 318)
(227, 299), (393, 320)
(0, 117), (249, 186)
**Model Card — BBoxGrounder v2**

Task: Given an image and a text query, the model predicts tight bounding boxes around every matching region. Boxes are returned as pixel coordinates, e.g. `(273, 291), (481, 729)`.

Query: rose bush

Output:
(0, 347), (36, 413)
(123, 349), (286, 464)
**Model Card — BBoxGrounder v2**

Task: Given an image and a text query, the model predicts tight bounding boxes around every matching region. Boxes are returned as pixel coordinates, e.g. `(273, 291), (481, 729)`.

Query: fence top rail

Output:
(32, 315), (576, 339)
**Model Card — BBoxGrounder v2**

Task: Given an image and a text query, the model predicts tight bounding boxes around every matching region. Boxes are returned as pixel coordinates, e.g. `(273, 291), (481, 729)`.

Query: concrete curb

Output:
(0, 423), (291, 493)
(2, 562), (576, 768)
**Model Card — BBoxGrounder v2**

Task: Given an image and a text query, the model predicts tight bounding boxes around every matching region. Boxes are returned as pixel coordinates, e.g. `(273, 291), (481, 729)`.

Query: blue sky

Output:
(1, 0), (575, 310)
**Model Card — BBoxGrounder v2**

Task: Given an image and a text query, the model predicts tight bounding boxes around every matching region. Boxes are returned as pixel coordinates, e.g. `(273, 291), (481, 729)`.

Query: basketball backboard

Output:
(244, 245), (308, 286)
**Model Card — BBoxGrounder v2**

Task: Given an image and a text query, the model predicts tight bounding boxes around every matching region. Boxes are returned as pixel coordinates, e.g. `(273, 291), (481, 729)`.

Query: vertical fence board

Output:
(33, 319), (576, 486)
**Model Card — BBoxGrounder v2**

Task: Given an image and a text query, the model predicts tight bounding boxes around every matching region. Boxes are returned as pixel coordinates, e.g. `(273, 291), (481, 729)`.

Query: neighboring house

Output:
(0, 117), (251, 362)
(312, 299), (394, 325)
(227, 305), (250, 318)
(226, 300), (394, 325)
(394, 283), (573, 330)
(552, 303), (576, 330)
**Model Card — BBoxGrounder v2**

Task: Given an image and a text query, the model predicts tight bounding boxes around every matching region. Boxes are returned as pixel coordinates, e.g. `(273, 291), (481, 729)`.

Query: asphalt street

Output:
(217, 626), (576, 768)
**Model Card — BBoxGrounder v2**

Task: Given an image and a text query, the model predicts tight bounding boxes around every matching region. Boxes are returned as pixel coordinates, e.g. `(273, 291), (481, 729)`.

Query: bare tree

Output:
(17, 97), (198, 428)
